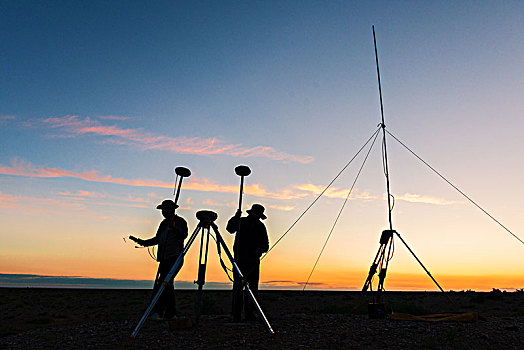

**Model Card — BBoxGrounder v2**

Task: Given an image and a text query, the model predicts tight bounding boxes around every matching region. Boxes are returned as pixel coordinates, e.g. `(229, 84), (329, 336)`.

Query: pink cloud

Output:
(293, 183), (378, 200)
(58, 190), (154, 208)
(39, 115), (313, 164)
(6, 159), (453, 206)
(0, 191), (86, 212)
(0, 115), (16, 124)
(202, 200), (236, 208)
(268, 204), (296, 211)
(97, 115), (132, 121)
(0, 158), (305, 200)
(58, 190), (104, 199)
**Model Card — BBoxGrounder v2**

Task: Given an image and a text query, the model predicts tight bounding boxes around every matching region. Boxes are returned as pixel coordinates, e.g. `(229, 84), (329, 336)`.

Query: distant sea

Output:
(0, 273), (232, 289)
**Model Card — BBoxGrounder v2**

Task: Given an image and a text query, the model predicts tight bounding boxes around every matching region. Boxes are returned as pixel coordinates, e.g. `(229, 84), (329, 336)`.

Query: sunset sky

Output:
(1, 1), (523, 291)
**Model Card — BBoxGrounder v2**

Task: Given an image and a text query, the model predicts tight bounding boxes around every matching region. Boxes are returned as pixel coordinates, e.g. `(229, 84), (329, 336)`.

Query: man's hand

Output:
(129, 235), (141, 245)
(235, 209), (242, 217)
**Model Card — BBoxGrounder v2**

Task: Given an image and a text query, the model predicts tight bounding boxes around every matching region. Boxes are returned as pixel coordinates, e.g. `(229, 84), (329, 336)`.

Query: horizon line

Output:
(0, 273), (521, 292)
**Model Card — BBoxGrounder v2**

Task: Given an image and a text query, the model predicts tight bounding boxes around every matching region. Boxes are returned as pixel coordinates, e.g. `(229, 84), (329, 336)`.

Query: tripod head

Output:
(196, 210), (218, 224)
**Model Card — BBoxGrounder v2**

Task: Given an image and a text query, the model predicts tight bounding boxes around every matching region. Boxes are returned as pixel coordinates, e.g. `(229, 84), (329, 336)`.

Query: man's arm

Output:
(129, 221), (162, 246)
(129, 235), (158, 247)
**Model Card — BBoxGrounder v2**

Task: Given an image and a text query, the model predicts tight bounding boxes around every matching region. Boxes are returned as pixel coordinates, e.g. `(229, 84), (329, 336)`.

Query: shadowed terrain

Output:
(1, 288), (523, 348)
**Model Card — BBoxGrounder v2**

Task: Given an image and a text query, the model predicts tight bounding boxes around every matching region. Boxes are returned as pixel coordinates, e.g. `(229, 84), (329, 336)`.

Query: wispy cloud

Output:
(0, 190), (118, 219)
(58, 190), (105, 200)
(293, 183), (378, 200)
(295, 184), (457, 205)
(58, 190), (154, 208)
(0, 115), (16, 124)
(268, 204), (296, 211)
(261, 280), (328, 288)
(36, 115), (313, 163)
(395, 193), (461, 205)
(97, 115), (132, 121)
(0, 191), (87, 212)
(202, 200), (236, 208)
(0, 273), (153, 289)
(0, 273), (236, 289)
(0, 158), (457, 207)
(200, 200), (295, 212)
(0, 158), (307, 200)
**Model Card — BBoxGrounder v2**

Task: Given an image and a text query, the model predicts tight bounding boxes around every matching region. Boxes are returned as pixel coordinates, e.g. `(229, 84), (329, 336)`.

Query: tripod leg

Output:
(128, 225), (203, 343)
(210, 223), (276, 335)
(376, 237), (393, 303)
(361, 245), (385, 292)
(394, 231), (456, 307)
(195, 226), (211, 323)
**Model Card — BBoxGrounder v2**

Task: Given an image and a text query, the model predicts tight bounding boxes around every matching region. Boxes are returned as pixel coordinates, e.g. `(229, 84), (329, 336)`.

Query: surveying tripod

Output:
(128, 210), (275, 342)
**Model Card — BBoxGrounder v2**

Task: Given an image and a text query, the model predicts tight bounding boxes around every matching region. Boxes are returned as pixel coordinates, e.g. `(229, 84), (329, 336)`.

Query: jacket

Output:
(140, 215), (188, 262)
(226, 214), (269, 263)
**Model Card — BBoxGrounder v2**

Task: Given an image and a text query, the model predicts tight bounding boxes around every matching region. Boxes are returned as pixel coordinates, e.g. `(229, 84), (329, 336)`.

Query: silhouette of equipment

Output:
(149, 166), (191, 286)
(128, 210), (275, 343)
(173, 166), (191, 204)
(358, 26), (455, 318)
(361, 229), (394, 318)
(235, 165), (251, 211)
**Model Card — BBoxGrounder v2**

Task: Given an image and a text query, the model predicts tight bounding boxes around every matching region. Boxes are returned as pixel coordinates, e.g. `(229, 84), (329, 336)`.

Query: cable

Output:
(302, 129), (380, 290)
(209, 231), (234, 282)
(381, 132), (388, 178)
(387, 129), (524, 246)
(262, 127), (382, 259)
(387, 238), (395, 262)
(147, 247), (156, 261)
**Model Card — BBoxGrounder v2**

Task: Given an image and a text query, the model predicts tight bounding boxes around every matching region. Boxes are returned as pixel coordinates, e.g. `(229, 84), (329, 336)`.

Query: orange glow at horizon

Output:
(2, 251), (522, 292)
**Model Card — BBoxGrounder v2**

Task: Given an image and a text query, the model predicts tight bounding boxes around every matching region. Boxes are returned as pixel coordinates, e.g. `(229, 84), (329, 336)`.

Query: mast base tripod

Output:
(361, 229), (394, 318)
(360, 228), (455, 319)
(128, 210), (275, 343)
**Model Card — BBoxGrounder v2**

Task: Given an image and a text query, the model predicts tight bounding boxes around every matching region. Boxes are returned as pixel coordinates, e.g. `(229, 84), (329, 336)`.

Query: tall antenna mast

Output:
(361, 28), (456, 316)
(373, 25), (394, 230)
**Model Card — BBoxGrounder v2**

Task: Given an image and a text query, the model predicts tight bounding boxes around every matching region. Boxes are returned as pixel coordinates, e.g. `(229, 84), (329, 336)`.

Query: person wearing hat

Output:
(226, 203), (269, 322)
(129, 199), (188, 320)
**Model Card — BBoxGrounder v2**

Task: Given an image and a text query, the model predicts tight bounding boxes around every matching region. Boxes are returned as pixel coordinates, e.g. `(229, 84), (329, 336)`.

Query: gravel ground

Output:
(1, 289), (523, 349)
(1, 314), (523, 349)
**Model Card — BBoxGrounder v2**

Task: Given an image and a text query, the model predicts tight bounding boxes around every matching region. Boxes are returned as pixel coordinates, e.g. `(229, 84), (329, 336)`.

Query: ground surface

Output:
(1, 288), (523, 349)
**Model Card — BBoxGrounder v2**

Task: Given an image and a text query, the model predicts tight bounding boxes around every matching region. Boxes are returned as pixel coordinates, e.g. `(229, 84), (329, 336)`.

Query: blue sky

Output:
(1, 1), (523, 290)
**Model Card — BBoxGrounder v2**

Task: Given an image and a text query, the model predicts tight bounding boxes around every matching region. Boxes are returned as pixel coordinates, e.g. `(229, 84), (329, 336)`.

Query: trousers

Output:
(151, 256), (183, 319)
(232, 260), (260, 321)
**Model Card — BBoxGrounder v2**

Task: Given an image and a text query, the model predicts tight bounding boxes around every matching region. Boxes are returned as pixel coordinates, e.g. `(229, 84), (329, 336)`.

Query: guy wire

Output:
(387, 129), (524, 246)
(302, 128), (381, 291)
(262, 126), (381, 259)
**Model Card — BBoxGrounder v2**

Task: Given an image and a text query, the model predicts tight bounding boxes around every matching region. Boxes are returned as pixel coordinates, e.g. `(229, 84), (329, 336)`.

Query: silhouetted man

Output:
(129, 199), (188, 320)
(226, 203), (269, 322)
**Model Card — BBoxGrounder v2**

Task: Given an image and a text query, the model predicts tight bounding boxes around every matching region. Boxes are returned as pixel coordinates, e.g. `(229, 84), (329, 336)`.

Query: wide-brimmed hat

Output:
(246, 204), (266, 220)
(156, 199), (179, 210)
